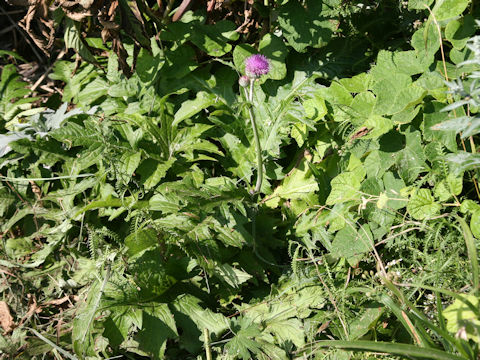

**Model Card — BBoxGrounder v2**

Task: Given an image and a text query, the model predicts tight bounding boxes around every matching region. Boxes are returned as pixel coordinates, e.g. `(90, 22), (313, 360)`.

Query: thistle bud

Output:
(239, 75), (250, 87)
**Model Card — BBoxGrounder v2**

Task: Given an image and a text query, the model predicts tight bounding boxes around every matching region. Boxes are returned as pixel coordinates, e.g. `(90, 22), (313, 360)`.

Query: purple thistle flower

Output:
(245, 54), (270, 78)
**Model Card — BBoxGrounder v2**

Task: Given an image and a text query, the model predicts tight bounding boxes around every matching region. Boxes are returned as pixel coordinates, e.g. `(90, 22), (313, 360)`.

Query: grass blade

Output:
(28, 328), (78, 360)
(314, 340), (466, 360)
(456, 216), (479, 290)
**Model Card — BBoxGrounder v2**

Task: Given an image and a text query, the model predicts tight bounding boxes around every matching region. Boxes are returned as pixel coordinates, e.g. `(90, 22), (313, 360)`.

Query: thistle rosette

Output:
(245, 54), (270, 79)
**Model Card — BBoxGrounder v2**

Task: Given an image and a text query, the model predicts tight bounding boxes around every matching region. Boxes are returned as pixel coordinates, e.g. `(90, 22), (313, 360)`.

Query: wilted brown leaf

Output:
(0, 301), (14, 333)
(44, 295), (72, 307)
(18, 0), (54, 55)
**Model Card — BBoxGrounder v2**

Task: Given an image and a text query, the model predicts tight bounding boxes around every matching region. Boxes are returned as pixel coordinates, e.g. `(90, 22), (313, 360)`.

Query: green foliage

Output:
(1, 0), (480, 359)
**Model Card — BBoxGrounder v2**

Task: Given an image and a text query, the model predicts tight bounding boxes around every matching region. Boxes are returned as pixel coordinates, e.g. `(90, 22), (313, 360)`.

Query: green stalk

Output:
(203, 328), (212, 360)
(247, 79), (263, 194)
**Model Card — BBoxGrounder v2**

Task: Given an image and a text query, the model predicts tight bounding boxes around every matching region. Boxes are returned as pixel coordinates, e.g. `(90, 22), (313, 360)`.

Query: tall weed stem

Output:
(247, 79), (263, 194)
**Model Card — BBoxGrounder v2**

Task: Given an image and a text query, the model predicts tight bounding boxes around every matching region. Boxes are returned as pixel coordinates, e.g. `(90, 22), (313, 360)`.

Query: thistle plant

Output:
(240, 54), (270, 195)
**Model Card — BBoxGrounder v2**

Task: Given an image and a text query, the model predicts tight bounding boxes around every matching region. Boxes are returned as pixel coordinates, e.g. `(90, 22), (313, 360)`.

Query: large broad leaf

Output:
(396, 128), (427, 183)
(72, 279), (102, 357)
(348, 306), (384, 340)
(445, 15), (476, 50)
(0, 186), (15, 217)
(225, 318), (262, 360)
(173, 91), (217, 127)
(213, 263), (252, 288)
(0, 64), (37, 122)
(172, 294), (229, 337)
(128, 248), (177, 297)
(136, 304), (178, 359)
(265, 318), (305, 348)
(137, 158), (175, 190)
(372, 73), (425, 115)
(103, 306), (140, 348)
(163, 16), (238, 57)
(119, 151), (142, 180)
(447, 152), (480, 174)
(407, 188), (441, 220)
(432, 0), (470, 21)
(265, 155), (318, 210)
(371, 50), (433, 79)
(331, 224), (374, 266)
(443, 294), (480, 342)
(326, 171), (363, 205)
(277, 0), (338, 53)
(125, 228), (158, 256)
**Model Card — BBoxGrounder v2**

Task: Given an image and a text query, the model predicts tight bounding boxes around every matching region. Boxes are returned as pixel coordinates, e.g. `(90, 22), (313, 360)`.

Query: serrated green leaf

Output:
(434, 174), (463, 201)
(331, 224), (374, 266)
(125, 228), (158, 256)
(266, 155), (318, 208)
(372, 74), (426, 115)
(173, 91), (216, 127)
(407, 188), (441, 220)
(266, 318), (305, 348)
(225, 319), (262, 359)
(119, 151), (142, 179)
(172, 294), (229, 336)
(214, 263), (252, 288)
(396, 128), (427, 183)
(326, 172), (362, 205)
(129, 248), (176, 297)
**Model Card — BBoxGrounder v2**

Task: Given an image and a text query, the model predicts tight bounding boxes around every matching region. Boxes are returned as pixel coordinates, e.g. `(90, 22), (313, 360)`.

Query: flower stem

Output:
(247, 79), (263, 194)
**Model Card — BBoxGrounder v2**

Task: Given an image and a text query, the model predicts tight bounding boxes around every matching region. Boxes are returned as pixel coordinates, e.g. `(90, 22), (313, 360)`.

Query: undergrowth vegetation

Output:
(0, 0), (480, 359)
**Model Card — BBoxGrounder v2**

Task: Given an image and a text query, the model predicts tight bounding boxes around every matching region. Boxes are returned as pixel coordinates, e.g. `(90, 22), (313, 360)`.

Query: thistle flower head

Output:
(245, 54), (270, 78)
